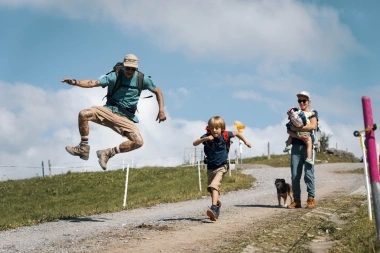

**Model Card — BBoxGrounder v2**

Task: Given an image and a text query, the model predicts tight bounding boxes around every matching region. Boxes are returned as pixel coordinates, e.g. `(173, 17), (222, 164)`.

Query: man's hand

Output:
(156, 110), (167, 123)
(61, 78), (76, 85)
(245, 142), (252, 148)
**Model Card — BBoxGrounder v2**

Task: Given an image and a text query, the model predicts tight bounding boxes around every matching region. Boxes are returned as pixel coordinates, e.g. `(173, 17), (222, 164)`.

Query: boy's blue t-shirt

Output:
(291, 110), (319, 146)
(99, 71), (156, 123)
(202, 131), (234, 169)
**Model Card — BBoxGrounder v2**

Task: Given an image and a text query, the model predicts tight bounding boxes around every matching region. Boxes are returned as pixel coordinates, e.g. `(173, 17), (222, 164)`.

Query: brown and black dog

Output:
(274, 179), (294, 207)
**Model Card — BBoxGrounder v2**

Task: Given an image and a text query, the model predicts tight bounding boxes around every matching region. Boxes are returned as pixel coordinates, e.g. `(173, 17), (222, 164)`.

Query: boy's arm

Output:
(193, 135), (213, 146)
(232, 131), (252, 148)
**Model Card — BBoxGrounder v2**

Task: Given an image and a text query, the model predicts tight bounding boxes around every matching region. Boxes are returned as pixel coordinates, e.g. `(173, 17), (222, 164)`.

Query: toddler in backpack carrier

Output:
(283, 107), (315, 165)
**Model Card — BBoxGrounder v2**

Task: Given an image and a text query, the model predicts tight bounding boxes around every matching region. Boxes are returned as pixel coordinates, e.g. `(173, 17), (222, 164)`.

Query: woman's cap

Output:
(296, 91), (310, 99)
(123, 54), (138, 68)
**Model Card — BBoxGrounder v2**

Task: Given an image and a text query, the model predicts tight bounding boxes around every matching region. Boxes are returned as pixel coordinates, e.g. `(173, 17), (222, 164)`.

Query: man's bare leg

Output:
(78, 109), (97, 137)
(97, 131), (144, 171)
(65, 109), (97, 160)
(119, 131), (144, 152)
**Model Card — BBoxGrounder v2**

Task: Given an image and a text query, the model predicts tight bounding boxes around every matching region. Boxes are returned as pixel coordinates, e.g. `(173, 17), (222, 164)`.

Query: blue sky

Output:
(0, 0), (379, 180)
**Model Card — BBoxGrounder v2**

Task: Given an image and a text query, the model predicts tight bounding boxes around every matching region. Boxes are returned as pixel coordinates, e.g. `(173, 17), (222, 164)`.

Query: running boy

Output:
(193, 116), (252, 221)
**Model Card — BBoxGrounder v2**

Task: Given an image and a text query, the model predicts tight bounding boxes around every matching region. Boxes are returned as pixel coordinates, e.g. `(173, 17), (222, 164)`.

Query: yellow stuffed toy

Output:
(233, 121), (245, 133)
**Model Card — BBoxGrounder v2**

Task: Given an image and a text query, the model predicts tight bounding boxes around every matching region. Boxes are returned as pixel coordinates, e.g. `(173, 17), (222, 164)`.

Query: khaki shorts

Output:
(89, 106), (140, 137)
(207, 165), (227, 194)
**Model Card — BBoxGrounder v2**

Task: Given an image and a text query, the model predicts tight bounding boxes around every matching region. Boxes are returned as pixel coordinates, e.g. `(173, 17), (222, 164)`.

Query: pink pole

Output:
(362, 96), (380, 183)
(362, 96), (380, 245)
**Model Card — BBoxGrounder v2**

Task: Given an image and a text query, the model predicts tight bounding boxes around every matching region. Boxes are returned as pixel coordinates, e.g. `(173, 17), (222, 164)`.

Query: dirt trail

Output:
(0, 163), (365, 253)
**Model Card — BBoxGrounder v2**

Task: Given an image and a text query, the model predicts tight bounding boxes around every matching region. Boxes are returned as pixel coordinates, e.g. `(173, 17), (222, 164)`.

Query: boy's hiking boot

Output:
(96, 148), (115, 171)
(65, 143), (90, 160)
(215, 201), (222, 219)
(306, 197), (315, 209)
(207, 205), (218, 221)
(305, 158), (314, 165)
(283, 145), (291, 153)
(287, 198), (302, 209)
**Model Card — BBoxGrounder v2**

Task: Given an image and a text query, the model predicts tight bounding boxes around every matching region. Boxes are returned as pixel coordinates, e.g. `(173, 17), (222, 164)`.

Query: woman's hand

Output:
(298, 134), (309, 142)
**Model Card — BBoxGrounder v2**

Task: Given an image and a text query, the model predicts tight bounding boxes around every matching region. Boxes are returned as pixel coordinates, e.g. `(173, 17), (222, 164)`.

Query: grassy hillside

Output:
(0, 166), (254, 230)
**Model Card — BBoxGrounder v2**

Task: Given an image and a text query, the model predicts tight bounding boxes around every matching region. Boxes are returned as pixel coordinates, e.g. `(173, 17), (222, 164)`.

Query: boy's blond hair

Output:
(208, 116), (226, 131)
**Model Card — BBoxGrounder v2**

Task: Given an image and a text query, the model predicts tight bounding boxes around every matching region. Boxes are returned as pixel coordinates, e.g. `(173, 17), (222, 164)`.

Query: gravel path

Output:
(0, 163), (366, 253)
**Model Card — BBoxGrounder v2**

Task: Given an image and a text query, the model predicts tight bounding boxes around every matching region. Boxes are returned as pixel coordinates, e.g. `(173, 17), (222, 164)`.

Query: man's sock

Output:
(112, 146), (120, 155)
(81, 136), (89, 145)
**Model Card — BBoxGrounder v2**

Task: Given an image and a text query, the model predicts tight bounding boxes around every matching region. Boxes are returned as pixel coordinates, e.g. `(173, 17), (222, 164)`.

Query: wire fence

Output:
(0, 140), (348, 182)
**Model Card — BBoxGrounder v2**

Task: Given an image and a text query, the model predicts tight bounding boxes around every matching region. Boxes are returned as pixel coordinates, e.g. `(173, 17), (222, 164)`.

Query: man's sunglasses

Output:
(125, 67), (136, 71)
(298, 99), (308, 104)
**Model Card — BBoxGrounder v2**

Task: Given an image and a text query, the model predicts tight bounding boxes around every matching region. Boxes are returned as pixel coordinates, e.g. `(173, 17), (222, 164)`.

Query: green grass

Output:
(0, 166), (254, 230)
(327, 196), (379, 253)
(1, 154), (375, 252)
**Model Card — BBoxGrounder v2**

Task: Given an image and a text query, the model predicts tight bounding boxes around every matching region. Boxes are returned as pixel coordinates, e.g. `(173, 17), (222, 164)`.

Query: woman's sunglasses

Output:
(125, 67), (136, 71)
(298, 99), (308, 104)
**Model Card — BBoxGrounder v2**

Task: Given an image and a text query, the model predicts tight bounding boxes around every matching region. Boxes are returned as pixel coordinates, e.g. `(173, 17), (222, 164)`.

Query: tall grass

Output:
(0, 166), (254, 230)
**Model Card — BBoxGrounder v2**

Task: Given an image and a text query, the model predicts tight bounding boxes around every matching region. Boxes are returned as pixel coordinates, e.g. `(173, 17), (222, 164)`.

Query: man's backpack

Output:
(103, 62), (152, 113)
(104, 62), (144, 101)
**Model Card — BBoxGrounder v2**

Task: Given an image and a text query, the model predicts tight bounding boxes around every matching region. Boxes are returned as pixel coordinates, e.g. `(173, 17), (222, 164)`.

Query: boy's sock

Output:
(81, 136), (89, 145)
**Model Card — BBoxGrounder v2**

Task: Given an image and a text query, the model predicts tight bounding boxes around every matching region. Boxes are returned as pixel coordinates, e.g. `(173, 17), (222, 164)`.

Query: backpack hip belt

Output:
(106, 99), (137, 115)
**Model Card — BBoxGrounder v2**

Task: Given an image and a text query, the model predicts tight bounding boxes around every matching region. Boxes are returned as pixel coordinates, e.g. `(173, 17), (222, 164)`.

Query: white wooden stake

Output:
(229, 157), (231, 176)
(197, 160), (202, 191)
(360, 133), (373, 220)
(123, 163), (130, 208)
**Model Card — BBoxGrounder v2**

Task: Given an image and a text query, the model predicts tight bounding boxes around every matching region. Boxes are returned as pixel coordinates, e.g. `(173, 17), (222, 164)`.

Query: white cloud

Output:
(0, 81), (371, 181)
(0, 0), (363, 66)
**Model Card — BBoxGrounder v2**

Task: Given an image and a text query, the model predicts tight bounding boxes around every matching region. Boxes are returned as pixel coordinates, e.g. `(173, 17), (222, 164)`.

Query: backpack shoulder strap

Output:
(137, 71), (144, 96)
(223, 131), (231, 152)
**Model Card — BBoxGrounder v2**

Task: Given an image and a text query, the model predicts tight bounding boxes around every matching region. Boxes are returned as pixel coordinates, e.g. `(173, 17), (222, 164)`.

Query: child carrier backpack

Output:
(287, 107), (309, 128)
(103, 62), (153, 114)
(203, 126), (231, 165)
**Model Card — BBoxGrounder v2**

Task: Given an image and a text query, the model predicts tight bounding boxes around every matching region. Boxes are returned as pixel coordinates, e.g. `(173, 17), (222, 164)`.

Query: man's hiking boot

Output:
(306, 197), (315, 209)
(215, 201), (221, 219)
(96, 148), (115, 171)
(65, 143), (90, 160)
(287, 198), (302, 209)
(207, 205), (218, 221)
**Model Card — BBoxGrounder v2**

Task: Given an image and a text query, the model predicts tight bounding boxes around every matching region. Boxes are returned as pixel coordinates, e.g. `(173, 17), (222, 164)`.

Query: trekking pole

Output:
(357, 96), (380, 245)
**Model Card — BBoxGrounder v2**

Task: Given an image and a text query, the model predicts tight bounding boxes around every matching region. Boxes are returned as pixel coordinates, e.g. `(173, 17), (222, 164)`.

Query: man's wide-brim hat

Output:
(123, 54), (138, 68)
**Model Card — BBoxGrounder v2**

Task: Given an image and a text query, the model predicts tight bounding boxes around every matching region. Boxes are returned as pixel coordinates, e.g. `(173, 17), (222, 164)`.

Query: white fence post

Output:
(197, 160), (202, 192)
(360, 133), (373, 220)
(123, 163), (130, 208)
